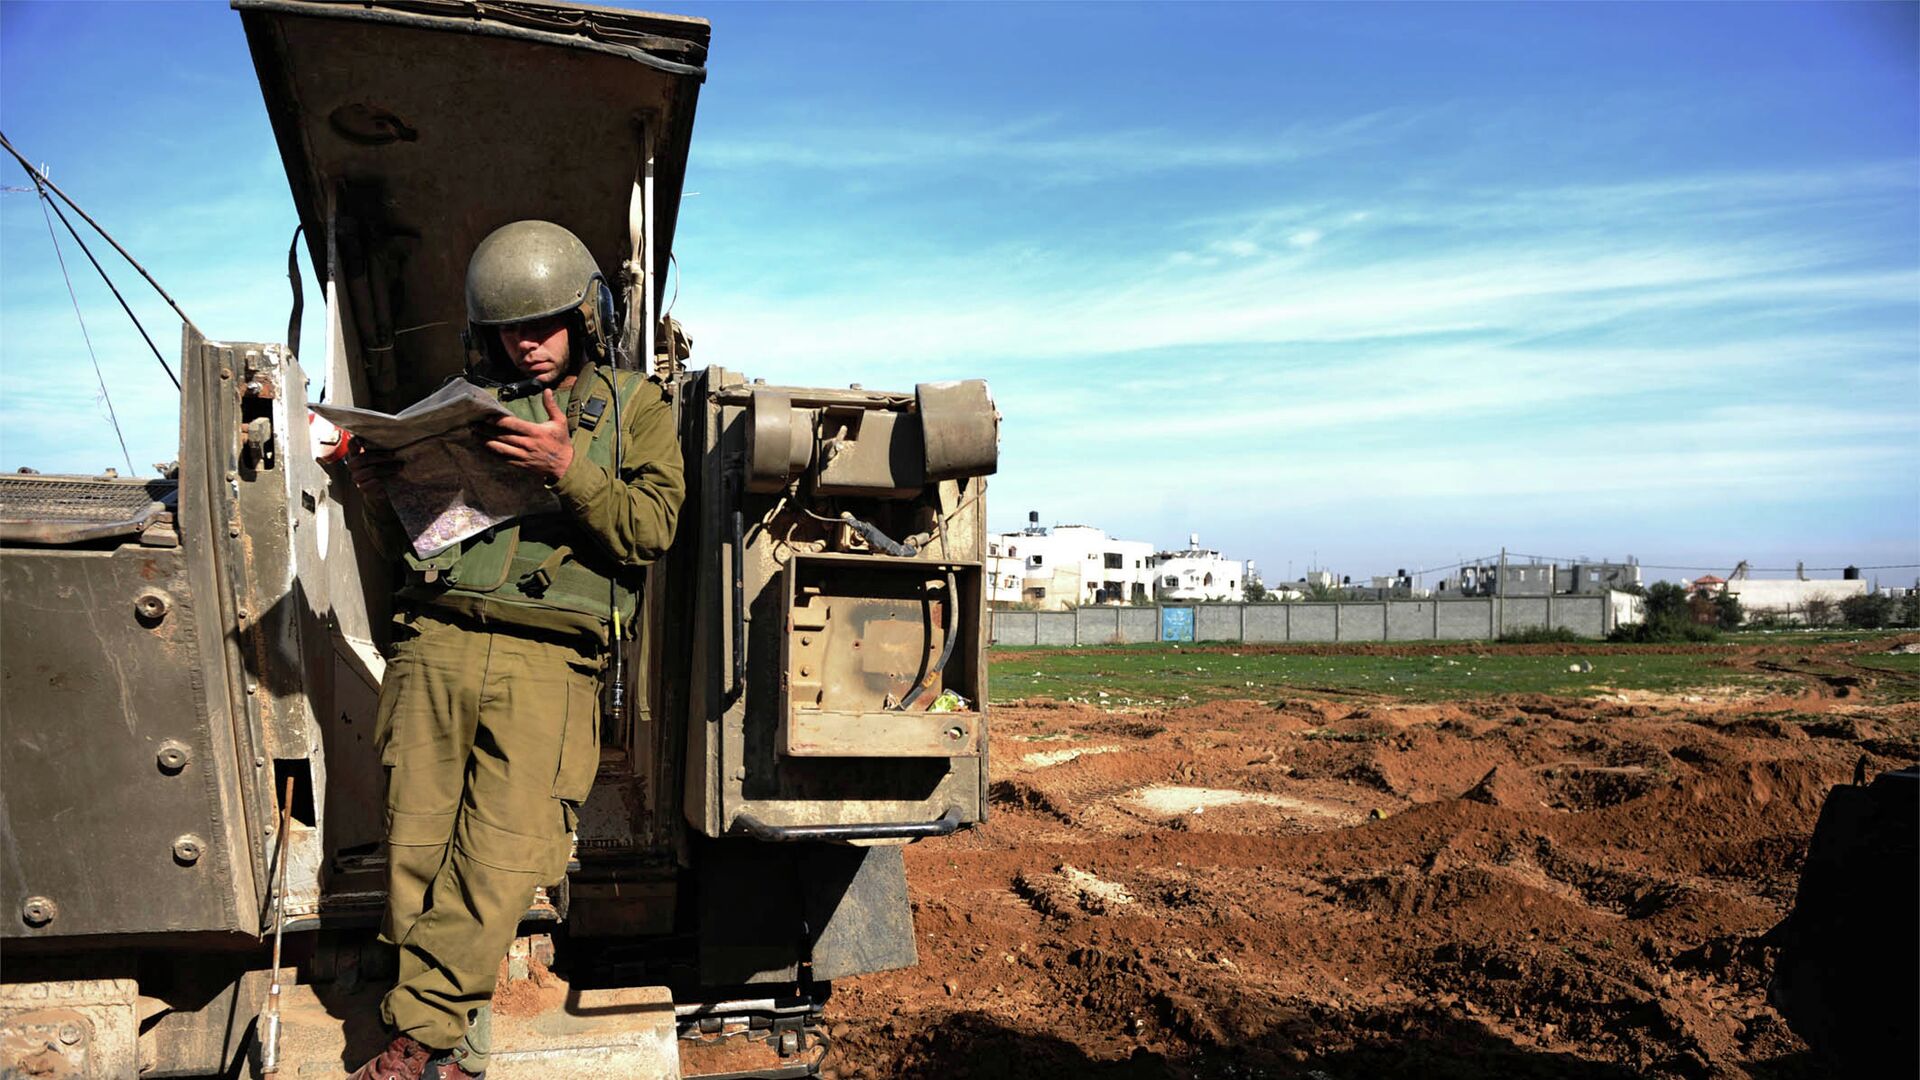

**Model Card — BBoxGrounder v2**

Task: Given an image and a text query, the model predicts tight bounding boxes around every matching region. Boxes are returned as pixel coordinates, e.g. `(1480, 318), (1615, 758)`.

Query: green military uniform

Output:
(367, 365), (683, 1067)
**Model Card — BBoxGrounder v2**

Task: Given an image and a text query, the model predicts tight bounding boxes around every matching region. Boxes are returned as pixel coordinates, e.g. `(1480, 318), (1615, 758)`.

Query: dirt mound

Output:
(824, 664), (1916, 1079)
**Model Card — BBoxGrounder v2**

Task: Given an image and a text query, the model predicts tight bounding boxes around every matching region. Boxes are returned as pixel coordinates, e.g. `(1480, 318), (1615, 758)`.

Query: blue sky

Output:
(1, 1), (1915, 584)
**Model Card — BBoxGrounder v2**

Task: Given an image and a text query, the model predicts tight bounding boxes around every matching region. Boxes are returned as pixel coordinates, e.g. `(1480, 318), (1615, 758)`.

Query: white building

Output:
(1151, 534), (1246, 603)
(1716, 578), (1867, 619)
(984, 541), (1026, 607)
(987, 515), (1156, 609)
(1693, 561), (1870, 622)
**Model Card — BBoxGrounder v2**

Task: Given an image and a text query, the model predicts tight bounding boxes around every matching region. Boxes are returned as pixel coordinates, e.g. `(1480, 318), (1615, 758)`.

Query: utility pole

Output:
(1497, 546), (1507, 638)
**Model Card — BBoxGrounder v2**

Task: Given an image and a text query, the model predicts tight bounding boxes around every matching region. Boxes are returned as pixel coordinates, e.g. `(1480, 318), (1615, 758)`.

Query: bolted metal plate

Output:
(2, 544), (247, 938)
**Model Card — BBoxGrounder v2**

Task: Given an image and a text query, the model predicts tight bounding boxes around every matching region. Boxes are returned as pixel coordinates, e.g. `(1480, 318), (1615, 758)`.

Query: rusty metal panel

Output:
(0, 544), (248, 938)
(778, 555), (982, 759)
(781, 710), (979, 758)
(224, 343), (342, 922)
(184, 334), (305, 929)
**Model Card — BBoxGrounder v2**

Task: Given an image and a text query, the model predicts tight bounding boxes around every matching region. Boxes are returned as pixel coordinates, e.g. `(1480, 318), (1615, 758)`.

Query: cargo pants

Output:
(373, 611), (602, 1067)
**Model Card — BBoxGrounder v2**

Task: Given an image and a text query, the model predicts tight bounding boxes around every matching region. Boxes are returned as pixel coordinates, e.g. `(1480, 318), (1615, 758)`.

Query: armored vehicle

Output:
(0, 2), (995, 1076)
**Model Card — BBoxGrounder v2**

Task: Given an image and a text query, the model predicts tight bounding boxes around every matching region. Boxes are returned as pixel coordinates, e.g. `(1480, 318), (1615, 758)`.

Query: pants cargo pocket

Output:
(456, 810), (559, 875)
(373, 652), (414, 767)
(387, 803), (458, 846)
(373, 620), (427, 766)
(550, 661), (602, 802)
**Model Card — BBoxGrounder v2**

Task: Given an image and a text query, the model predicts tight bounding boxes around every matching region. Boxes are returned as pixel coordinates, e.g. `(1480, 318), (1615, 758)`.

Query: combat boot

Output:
(346, 1033), (484, 1080)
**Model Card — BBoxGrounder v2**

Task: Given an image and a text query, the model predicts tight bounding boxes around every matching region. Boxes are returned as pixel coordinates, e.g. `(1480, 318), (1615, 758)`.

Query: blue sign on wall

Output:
(1160, 606), (1194, 642)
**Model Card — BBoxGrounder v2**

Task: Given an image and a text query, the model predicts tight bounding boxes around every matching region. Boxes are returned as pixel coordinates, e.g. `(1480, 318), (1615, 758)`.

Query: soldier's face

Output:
(497, 316), (571, 384)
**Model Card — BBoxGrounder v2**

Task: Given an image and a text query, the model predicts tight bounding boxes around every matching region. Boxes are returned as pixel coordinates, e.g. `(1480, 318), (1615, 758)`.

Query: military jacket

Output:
(380, 365), (685, 644)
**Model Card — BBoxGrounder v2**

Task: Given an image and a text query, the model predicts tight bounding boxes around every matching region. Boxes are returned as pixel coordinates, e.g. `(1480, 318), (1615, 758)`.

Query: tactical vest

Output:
(399, 364), (651, 639)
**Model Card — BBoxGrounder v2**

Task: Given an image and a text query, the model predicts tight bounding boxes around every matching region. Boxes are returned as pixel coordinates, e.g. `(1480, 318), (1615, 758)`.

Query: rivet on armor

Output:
(20, 896), (56, 927)
(134, 590), (171, 623)
(156, 740), (191, 773)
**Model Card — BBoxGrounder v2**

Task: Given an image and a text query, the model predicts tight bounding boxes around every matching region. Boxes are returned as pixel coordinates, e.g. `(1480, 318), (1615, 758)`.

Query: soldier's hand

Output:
(344, 441), (400, 498)
(485, 390), (574, 482)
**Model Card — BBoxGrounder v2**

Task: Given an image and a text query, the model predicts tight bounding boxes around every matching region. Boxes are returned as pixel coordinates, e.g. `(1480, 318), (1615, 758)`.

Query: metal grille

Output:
(0, 476), (177, 543)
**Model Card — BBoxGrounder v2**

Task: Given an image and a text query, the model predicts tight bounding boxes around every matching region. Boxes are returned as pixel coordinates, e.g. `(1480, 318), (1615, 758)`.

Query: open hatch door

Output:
(236, 0), (708, 411)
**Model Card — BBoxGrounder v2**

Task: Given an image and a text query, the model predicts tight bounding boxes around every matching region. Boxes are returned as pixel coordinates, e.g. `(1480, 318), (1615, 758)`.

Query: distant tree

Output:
(1802, 597), (1836, 628)
(1903, 593), (1920, 628)
(1609, 580), (1720, 643)
(1839, 593), (1894, 630)
(1305, 582), (1340, 602)
(1712, 592), (1743, 630)
(1645, 581), (1690, 622)
(1244, 580), (1272, 603)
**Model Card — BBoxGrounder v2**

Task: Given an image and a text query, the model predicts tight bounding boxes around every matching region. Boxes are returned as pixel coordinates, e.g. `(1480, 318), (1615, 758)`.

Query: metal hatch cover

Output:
(235, 0), (708, 401)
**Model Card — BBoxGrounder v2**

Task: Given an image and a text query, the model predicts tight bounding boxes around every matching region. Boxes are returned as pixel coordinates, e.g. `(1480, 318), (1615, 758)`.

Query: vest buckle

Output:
(519, 565), (553, 596)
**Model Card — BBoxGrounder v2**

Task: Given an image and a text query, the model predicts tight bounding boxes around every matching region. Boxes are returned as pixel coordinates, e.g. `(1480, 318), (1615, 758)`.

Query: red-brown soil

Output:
(821, 641), (1919, 1079)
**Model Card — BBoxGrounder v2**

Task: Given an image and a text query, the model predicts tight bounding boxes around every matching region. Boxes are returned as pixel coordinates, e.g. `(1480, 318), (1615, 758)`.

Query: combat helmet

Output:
(465, 220), (617, 374)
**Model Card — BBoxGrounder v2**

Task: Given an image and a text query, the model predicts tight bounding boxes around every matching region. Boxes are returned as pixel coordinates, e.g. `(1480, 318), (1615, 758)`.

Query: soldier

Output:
(343, 220), (685, 1080)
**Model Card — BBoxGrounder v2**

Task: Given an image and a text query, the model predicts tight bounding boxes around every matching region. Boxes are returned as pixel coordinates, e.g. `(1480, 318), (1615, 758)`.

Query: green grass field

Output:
(984, 638), (1918, 707)
(1844, 651), (1920, 703)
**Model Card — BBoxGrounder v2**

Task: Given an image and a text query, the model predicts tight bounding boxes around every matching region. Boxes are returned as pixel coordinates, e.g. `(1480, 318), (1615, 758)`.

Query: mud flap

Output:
(1766, 766), (1917, 1078)
(696, 840), (917, 985)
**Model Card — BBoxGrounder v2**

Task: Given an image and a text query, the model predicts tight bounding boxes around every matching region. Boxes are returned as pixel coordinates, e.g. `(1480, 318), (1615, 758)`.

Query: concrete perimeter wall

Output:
(990, 594), (1616, 646)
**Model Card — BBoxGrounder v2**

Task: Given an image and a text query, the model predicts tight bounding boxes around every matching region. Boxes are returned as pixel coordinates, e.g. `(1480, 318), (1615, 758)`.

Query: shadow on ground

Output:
(857, 1009), (1842, 1080)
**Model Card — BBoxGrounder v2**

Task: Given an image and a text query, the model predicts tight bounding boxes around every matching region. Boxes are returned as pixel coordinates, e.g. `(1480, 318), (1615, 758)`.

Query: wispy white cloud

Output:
(667, 153), (1917, 565)
(680, 227), (1914, 376)
(698, 107), (1434, 182)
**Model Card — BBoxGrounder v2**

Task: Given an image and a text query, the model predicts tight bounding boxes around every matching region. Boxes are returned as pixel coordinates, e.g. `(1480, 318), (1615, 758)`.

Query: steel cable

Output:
(32, 177), (135, 475)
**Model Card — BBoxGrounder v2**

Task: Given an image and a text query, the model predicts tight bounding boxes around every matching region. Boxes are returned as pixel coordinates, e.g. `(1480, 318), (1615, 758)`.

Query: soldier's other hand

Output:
(344, 441), (400, 498)
(485, 390), (574, 482)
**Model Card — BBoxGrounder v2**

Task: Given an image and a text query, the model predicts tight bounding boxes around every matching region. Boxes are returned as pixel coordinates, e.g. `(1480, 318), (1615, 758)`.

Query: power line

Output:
(37, 178), (179, 389)
(1404, 554), (1500, 578)
(1378, 552), (1918, 585)
(33, 174), (134, 476)
(0, 130), (202, 338)
(1506, 551), (1917, 574)
(1640, 564), (1918, 573)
